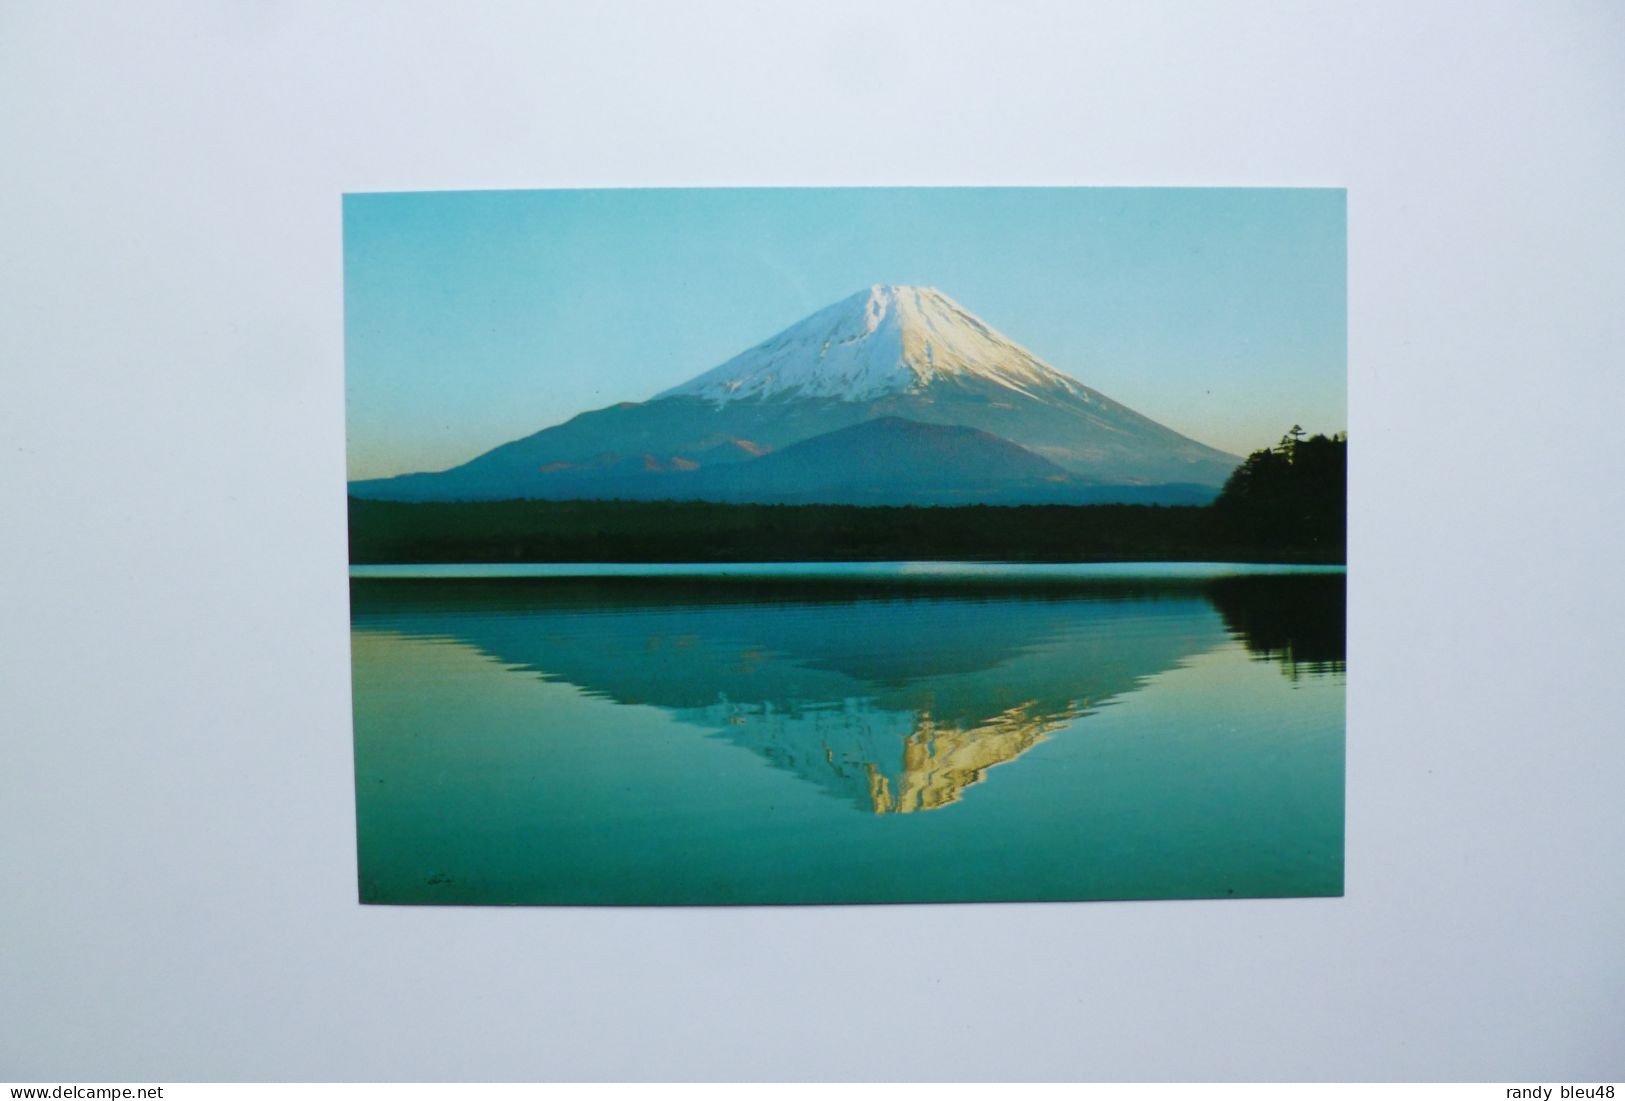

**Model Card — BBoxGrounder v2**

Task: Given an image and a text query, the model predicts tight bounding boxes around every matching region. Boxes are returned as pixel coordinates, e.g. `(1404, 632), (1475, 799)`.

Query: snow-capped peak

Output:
(655, 284), (1089, 405)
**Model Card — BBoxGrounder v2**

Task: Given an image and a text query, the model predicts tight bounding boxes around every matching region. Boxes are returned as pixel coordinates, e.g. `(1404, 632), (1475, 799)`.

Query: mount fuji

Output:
(349, 285), (1242, 506)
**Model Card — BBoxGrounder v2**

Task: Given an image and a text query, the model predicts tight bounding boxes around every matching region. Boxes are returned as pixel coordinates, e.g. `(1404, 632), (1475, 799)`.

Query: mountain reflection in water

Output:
(351, 573), (1344, 816)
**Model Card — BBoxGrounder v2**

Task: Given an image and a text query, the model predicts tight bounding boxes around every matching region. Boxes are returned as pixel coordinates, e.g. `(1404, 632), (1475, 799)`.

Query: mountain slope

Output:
(683, 417), (1075, 504)
(350, 285), (1242, 503)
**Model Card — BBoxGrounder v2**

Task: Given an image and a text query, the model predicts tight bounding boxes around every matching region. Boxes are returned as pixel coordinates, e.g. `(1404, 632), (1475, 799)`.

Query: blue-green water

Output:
(351, 563), (1344, 905)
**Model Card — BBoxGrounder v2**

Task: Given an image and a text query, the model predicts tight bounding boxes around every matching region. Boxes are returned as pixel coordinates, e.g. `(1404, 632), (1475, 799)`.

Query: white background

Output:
(3, 0), (1622, 1082)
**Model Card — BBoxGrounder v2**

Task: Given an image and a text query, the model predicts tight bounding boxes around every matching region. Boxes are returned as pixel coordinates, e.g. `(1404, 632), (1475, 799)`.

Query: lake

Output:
(350, 563), (1345, 906)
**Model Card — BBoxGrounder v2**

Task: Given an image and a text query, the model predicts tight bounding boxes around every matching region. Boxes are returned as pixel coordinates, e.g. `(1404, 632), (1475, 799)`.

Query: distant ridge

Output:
(674, 417), (1078, 505)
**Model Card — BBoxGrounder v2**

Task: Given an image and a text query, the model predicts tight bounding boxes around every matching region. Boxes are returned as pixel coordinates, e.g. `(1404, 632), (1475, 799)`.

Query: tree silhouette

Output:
(1213, 429), (1346, 556)
(1277, 424), (1307, 457)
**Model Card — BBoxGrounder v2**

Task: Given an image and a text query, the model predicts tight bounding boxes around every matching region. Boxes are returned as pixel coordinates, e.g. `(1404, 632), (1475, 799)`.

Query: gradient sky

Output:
(344, 187), (1345, 480)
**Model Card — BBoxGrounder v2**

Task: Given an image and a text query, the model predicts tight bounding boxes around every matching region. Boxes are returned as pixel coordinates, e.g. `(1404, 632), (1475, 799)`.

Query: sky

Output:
(344, 188), (1345, 480)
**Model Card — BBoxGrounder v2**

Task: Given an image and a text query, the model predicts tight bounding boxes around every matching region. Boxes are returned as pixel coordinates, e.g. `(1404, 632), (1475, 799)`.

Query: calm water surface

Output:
(350, 563), (1344, 905)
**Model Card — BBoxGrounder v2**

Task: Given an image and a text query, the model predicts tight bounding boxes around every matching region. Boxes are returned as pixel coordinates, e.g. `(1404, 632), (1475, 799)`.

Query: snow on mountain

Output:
(656, 285), (1092, 405)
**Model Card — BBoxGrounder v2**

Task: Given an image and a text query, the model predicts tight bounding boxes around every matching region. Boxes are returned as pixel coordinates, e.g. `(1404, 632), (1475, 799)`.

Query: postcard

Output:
(344, 187), (1346, 906)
